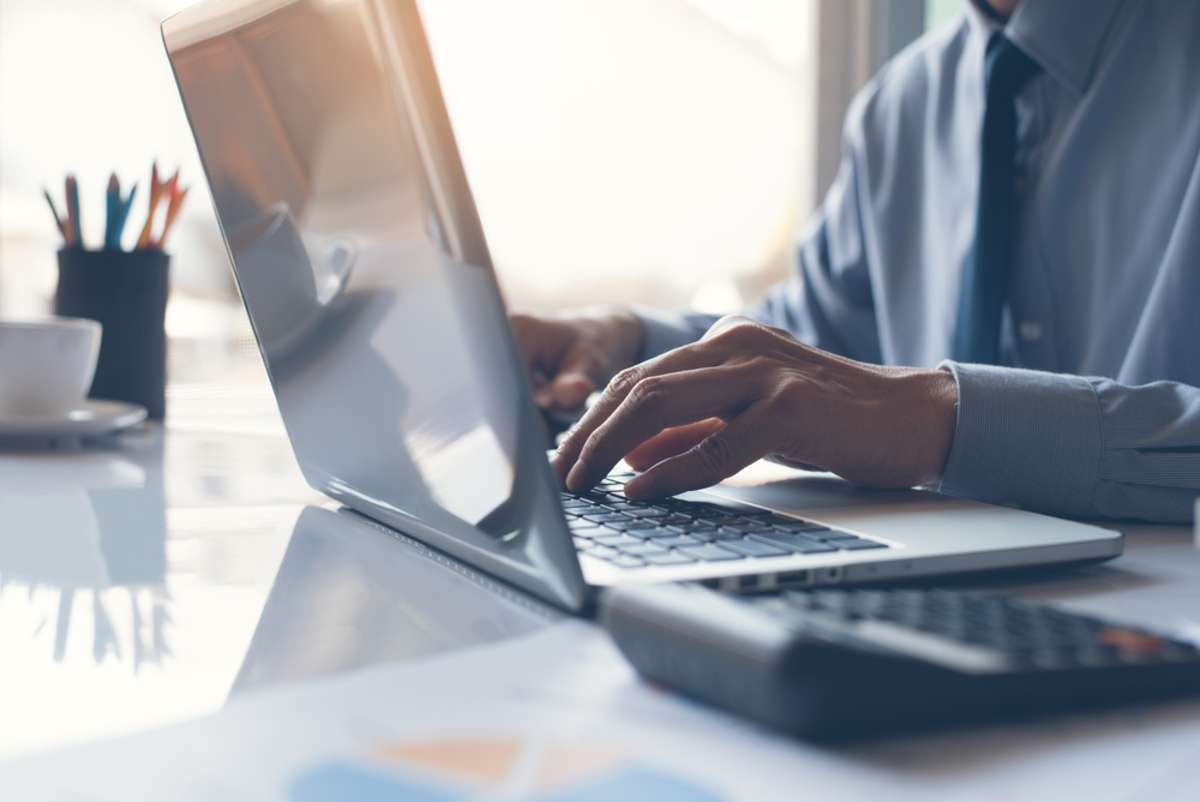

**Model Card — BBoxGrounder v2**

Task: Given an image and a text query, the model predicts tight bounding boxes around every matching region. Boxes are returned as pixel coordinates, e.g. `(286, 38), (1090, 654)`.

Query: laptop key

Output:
(582, 512), (634, 524)
(593, 533), (646, 548)
(838, 539), (888, 550)
(642, 527), (687, 540)
(679, 544), (742, 562)
(620, 542), (669, 556)
(722, 538), (792, 558)
(608, 555), (646, 569)
(752, 534), (838, 553)
(656, 535), (704, 548)
(641, 550), (697, 566)
(588, 545), (619, 559)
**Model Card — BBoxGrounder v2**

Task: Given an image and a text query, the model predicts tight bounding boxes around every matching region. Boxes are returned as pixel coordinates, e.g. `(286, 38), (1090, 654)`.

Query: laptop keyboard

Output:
(562, 474), (890, 570)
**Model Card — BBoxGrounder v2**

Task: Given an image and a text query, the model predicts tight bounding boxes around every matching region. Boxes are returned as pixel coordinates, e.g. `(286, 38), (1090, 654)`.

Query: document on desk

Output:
(4, 621), (1200, 802)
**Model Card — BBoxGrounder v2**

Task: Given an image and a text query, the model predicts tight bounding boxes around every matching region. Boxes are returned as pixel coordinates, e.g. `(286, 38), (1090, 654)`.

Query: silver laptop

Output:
(162, 0), (1121, 612)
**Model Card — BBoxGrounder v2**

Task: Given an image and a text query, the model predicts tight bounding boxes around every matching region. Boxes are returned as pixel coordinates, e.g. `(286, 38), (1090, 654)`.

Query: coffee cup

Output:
(0, 318), (102, 418)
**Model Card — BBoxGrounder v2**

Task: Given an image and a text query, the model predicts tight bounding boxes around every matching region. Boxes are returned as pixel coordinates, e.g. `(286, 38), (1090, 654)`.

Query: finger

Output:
(624, 418), (726, 471)
(551, 343), (725, 482)
(623, 403), (776, 499)
(565, 365), (756, 491)
(548, 372), (594, 408)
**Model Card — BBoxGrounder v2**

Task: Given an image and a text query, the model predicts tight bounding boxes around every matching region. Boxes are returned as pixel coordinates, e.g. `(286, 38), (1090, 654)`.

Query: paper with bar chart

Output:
(289, 736), (723, 801)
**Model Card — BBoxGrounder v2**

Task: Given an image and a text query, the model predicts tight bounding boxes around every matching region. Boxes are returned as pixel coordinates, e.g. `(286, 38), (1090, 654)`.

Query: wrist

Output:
(603, 308), (645, 373)
(924, 367), (960, 483)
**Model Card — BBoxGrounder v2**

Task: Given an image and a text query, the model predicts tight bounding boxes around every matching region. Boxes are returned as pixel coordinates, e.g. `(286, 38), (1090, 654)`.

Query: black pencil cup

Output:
(54, 248), (170, 420)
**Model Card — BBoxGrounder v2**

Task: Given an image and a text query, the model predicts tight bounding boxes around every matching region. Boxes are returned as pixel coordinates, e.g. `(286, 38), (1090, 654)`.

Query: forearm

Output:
(938, 363), (1200, 523)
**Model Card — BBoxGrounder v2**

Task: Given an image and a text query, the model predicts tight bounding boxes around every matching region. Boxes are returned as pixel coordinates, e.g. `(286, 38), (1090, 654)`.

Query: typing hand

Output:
(551, 316), (959, 498)
(510, 309), (644, 411)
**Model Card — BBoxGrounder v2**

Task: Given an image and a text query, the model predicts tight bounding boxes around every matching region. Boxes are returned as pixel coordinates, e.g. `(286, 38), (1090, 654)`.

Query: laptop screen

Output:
(164, 0), (585, 609)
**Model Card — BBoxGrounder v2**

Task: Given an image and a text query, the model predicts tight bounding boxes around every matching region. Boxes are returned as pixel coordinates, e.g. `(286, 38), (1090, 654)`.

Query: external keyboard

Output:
(562, 474), (889, 569)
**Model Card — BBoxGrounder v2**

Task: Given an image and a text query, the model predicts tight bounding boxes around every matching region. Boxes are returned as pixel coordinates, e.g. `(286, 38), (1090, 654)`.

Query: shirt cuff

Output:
(937, 362), (1103, 516)
(630, 306), (714, 361)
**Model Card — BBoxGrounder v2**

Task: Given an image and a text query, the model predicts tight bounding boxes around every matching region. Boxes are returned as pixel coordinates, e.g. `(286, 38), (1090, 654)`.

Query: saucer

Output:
(0, 400), (147, 438)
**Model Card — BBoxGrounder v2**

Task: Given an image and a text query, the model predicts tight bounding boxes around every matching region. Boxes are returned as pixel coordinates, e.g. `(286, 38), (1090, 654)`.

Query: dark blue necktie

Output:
(952, 34), (1042, 364)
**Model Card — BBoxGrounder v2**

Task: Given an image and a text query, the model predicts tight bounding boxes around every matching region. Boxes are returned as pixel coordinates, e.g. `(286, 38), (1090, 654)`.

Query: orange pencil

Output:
(156, 184), (189, 250)
(136, 162), (166, 250)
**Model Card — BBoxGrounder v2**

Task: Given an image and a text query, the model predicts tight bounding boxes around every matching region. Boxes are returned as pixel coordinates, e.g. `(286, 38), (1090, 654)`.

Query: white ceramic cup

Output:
(0, 318), (102, 418)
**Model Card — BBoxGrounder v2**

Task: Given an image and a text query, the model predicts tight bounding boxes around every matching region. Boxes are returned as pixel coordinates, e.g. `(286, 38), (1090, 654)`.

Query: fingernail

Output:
(565, 463), (585, 491)
(623, 477), (646, 499)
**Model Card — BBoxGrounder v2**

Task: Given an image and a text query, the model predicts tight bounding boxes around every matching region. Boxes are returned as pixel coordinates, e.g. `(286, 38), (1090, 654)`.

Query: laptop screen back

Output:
(163, 0), (585, 609)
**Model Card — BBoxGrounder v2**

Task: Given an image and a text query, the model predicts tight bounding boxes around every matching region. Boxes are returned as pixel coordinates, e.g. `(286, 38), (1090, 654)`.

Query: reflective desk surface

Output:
(2, 380), (1199, 765)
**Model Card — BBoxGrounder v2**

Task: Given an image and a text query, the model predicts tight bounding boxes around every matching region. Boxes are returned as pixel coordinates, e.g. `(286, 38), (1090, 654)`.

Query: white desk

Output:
(3, 381), (1200, 798)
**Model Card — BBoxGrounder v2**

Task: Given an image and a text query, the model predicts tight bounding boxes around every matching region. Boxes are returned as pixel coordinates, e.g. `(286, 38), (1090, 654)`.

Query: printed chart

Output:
(289, 736), (725, 802)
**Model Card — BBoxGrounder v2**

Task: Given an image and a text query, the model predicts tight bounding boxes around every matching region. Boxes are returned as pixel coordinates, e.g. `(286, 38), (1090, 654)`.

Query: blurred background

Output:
(0, 0), (960, 389)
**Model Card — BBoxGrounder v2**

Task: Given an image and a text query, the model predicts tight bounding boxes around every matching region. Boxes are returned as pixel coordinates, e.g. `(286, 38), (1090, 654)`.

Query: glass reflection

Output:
(0, 440), (168, 670)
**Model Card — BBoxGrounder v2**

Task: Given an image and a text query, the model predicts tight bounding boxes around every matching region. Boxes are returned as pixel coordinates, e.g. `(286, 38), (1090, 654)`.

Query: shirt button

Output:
(1019, 321), (1043, 342)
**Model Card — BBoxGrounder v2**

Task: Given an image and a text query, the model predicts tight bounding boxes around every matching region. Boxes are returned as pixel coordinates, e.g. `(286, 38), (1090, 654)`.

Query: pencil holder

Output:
(54, 248), (170, 420)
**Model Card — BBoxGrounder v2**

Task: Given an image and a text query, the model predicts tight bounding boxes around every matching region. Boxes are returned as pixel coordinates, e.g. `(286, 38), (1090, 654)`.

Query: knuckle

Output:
(710, 317), (766, 349)
(628, 376), (666, 409)
(609, 366), (641, 396)
(740, 355), (777, 375)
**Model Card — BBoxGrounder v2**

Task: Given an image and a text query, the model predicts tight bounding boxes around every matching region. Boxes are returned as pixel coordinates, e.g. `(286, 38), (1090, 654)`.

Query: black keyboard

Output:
(562, 474), (889, 569)
(601, 583), (1200, 739)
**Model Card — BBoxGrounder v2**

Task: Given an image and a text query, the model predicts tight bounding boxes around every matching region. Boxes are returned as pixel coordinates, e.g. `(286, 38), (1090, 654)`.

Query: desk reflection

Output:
(0, 435), (168, 670)
(231, 505), (560, 696)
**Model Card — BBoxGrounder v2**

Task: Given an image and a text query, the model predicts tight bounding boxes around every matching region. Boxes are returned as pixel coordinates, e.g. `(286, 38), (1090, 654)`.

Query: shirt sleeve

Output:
(633, 83), (881, 362)
(939, 362), (1200, 523)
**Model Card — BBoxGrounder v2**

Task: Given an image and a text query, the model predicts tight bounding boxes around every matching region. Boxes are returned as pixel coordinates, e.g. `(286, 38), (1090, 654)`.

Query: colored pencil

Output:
(136, 162), (165, 249)
(65, 175), (82, 246)
(43, 189), (67, 242)
(156, 184), (189, 250)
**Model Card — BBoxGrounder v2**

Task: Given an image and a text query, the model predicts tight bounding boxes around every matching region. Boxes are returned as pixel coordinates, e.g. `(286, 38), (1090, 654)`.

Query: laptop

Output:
(162, 0), (1121, 612)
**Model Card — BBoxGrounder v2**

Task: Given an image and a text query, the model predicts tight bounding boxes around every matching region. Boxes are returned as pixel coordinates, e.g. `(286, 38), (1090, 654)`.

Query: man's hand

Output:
(551, 316), (958, 498)
(510, 309), (644, 411)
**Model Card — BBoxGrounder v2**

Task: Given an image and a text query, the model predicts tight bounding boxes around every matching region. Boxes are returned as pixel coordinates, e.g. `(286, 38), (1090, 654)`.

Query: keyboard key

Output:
(819, 531), (864, 541)
(679, 544), (742, 562)
(582, 512), (634, 524)
(838, 539), (887, 550)
(569, 522), (612, 535)
(608, 555), (646, 569)
(572, 536), (593, 550)
(642, 527), (688, 540)
(722, 538), (792, 558)
(641, 550), (697, 566)
(752, 534), (837, 554)
(593, 533), (645, 548)
(620, 542), (669, 556)
(624, 520), (664, 532)
(655, 535), (704, 548)
(588, 545), (618, 559)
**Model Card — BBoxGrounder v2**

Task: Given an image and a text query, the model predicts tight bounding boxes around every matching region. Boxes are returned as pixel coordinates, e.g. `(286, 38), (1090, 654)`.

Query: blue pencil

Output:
(104, 174), (120, 249)
(113, 183), (138, 251)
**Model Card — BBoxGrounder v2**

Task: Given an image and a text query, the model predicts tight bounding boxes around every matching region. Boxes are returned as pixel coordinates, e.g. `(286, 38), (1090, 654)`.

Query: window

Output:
(419, 0), (815, 316)
(0, 1), (932, 383)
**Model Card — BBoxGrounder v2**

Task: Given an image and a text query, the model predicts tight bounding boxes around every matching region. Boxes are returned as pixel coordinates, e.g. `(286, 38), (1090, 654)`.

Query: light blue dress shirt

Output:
(635, 0), (1200, 523)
